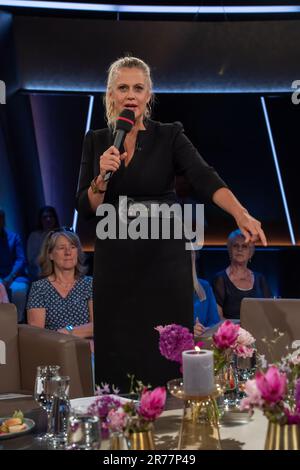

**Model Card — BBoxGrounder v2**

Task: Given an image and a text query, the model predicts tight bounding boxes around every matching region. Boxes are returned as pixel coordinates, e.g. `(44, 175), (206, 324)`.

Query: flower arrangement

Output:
(240, 340), (300, 424)
(155, 320), (255, 374)
(87, 383), (166, 438)
(212, 320), (255, 373)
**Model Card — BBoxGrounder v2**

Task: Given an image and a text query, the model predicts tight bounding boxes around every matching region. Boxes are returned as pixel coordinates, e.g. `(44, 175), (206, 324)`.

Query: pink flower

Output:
(138, 387), (166, 421)
(213, 320), (240, 350)
(256, 366), (287, 404)
(107, 407), (128, 432)
(237, 327), (255, 346)
(240, 379), (264, 411)
(233, 344), (255, 359)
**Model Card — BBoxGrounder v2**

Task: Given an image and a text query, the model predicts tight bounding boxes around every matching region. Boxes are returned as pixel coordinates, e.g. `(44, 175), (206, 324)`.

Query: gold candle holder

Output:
(168, 379), (222, 450)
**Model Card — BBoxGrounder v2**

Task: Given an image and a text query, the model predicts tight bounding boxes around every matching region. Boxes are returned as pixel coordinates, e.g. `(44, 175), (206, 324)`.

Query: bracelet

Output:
(90, 176), (107, 194)
(65, 325), (74, 334)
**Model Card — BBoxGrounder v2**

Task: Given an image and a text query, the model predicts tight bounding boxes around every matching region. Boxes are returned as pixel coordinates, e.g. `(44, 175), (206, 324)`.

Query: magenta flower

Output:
(256, 366), (287, 404)
(155, 324), (194, 364)
(213, 320), (240, 350)
(138, 387), (166, 421)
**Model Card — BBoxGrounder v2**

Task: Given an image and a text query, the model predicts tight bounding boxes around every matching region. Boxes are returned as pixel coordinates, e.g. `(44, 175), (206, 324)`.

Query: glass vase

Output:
(264, 422), (300, 450)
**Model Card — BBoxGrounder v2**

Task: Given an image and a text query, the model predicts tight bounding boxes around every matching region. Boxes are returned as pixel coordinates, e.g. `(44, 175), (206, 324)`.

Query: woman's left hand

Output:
(236, 210), (267, 246)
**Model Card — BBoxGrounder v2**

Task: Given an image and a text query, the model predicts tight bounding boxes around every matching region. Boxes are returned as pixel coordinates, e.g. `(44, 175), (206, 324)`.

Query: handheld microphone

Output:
(104, 108), (135, 182)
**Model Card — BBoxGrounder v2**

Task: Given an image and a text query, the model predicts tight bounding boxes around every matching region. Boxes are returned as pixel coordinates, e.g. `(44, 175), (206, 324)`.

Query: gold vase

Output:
(265, 422), (300, 450)
(127, 429), (155, 450)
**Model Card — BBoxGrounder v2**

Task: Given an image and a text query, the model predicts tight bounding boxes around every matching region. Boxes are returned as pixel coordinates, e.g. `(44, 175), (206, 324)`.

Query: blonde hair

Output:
(104, 56), (154, 128)
(39, 230), (87, 278)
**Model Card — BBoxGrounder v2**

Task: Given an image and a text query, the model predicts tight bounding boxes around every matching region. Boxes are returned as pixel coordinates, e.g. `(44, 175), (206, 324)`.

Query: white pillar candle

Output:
(182, 349), (214, 396)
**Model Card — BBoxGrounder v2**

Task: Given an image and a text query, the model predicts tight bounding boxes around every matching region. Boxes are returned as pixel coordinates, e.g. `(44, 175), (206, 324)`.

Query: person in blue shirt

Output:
(192, 250), (220, 337)
(0, 209), (29, 322)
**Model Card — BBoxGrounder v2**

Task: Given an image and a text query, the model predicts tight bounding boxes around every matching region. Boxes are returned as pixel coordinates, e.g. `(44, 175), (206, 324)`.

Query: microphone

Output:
(104, 108), (135, 182)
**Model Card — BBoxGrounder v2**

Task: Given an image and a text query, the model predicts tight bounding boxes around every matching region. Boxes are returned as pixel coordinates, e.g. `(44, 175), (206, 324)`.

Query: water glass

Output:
(66, 409), (101, 450)
(48, 376), (71, 448)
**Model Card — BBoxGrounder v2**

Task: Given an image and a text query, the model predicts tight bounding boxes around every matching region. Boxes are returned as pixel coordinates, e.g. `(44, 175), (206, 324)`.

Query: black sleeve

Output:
(75, 130), (95, 220)
(259, 274), (272, 298)
(172, 122), (228, 202)
(212, 274), (226, 308)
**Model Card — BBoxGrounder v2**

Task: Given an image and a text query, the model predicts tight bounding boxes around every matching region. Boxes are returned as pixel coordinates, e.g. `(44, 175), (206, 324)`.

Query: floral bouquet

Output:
(240, 340), (300, 424)
(155, 320), (255, 375)
(212, 320), (255, 373)
(87, 383), (166, 438)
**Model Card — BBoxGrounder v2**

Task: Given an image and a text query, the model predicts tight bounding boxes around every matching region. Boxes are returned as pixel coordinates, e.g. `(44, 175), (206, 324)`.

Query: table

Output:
(0, 395), (268, 450)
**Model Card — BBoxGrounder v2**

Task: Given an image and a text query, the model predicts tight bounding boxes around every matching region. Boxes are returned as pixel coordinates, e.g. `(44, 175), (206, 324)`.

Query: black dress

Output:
(213, 270), (272, 320)
(76, 119), (226, 390)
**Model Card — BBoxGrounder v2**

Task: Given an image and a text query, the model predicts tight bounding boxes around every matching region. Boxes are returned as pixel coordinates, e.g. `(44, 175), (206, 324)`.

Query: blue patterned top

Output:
(27, 276), (93, 330)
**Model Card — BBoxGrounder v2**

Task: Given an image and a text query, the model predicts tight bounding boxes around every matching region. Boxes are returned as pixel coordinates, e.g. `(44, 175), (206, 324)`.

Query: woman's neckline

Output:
(225, 269), (255, 291)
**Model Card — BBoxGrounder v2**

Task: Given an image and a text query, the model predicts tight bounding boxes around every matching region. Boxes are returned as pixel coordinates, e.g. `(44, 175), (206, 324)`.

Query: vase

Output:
(264, 422), (300, 450)
(127, 429), (155, 450)
(110, 431), (129, 450)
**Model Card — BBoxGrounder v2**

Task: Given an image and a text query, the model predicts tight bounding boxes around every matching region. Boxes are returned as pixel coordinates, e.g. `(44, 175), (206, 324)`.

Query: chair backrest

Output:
(240, 298), (300, 363)
(18, 325), (94, 398)
(0, 304), (21, 392)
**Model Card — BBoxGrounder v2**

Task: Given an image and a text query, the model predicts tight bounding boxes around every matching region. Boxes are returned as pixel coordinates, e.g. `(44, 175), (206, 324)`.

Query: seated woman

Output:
(27, 228), (93, 343)
(27, 206), (60, 281)
(192, 250), (220, 337)
(212, 229), (271, 320)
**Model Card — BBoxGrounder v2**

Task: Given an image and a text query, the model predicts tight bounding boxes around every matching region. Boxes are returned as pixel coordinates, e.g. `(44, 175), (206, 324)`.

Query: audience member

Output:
(192, 250), (220, 337)
(27, 206), (60, 281)
(212, 229), (271, 320)
(26, 228), (93, 342)
(0, 209), (29, 322)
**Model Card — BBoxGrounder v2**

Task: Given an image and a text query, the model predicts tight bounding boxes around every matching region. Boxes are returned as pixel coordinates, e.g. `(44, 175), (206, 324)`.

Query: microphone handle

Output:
(103, 129), (126, 182)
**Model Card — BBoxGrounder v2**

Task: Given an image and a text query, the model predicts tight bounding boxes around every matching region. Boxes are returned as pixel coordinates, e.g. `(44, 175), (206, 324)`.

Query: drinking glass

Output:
(48, 375), (71, 449)
(66, 408), (101, 450)
(34, 365), (61, 441)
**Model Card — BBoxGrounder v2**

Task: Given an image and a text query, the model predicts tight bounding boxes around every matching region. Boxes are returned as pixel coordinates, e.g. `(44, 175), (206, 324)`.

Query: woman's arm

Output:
(27, 308), (46, 328)
(58, 300), (94, 338)
(212, 187), (267, 246)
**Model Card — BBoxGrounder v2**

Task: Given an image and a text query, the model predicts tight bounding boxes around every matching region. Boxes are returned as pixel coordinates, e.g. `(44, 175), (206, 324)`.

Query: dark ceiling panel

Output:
(12, 17), (300, 93)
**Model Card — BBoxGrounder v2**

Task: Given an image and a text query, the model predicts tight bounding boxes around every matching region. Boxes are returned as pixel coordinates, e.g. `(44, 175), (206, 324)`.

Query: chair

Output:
(0, 303), (94, 405)
(240, 298), (300, 363)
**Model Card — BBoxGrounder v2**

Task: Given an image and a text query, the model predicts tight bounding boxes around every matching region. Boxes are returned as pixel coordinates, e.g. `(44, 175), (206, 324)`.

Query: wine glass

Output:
(34, 365), (61, 441)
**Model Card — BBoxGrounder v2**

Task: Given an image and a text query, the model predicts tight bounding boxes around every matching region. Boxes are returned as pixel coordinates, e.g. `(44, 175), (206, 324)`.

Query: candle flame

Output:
(195, 346), (201, 352)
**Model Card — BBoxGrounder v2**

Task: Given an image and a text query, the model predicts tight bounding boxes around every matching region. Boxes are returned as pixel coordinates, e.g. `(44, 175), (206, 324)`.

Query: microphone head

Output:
(116, 109), (135, 133)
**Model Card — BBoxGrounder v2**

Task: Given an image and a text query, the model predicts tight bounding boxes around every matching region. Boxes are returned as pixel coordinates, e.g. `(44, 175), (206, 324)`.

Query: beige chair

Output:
(0, 303), (94, 407)
(240, 298), (300, 363)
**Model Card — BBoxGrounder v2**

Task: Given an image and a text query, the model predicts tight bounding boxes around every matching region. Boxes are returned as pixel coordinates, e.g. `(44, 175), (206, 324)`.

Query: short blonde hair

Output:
(104, 56), (154, 128)
(39, 229), (87, 278)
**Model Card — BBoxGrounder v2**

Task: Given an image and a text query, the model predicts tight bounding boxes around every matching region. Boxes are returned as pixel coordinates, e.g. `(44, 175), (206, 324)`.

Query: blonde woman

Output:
(76, 56), (266, 390)
(27, 228), (93, 339)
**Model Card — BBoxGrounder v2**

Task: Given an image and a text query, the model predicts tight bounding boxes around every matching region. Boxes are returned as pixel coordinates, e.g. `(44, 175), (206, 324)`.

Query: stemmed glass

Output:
(34, 365), (61, 441)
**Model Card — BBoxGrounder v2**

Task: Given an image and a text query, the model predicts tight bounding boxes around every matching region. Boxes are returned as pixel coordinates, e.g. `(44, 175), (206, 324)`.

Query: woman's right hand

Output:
(99, 146), (127, 178)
